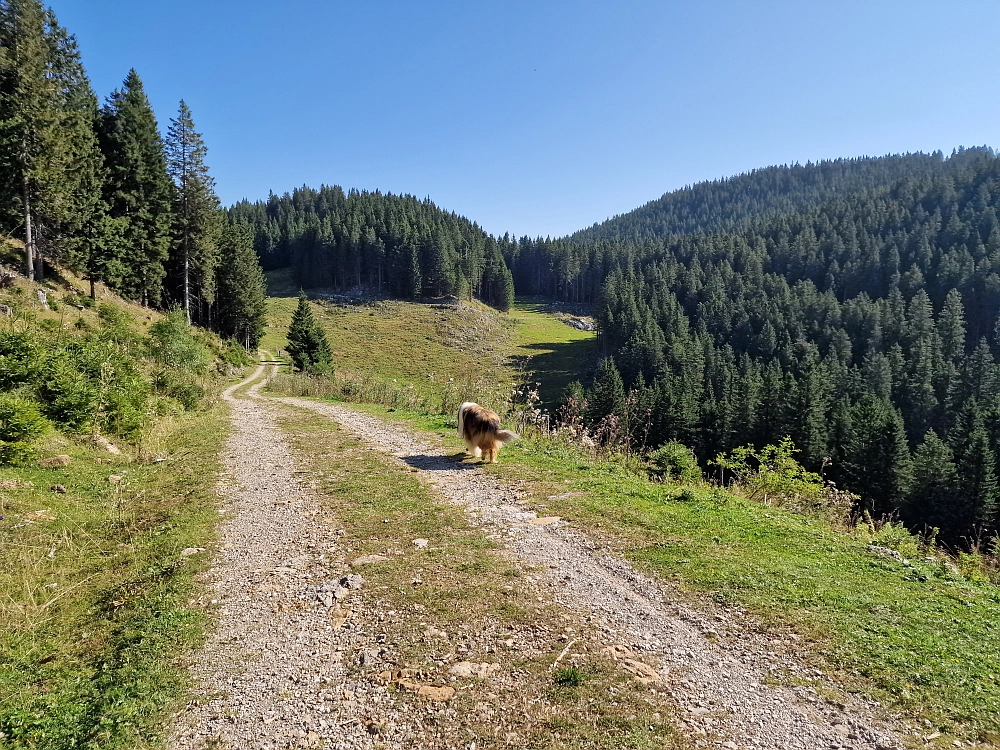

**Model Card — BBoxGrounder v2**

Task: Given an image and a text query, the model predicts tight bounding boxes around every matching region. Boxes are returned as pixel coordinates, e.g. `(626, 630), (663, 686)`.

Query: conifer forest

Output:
(4, 0), (1000, 547)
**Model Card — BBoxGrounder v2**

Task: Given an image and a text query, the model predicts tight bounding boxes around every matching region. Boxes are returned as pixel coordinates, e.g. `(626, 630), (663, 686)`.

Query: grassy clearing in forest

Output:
(263, 274), (517, 413)
(0, 405), (228, 749)
(272, 401), (687, 749)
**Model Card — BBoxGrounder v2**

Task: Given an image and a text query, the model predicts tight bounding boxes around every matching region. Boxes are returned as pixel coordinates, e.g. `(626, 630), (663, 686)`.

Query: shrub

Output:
(861, 516), (921, 559)
(148, 310), (210, 372)
(713, 437), (856, 520)
(37, 358), (99, 430)
(219, 340), (254, 368)
(0, 331), (42, 389)
(0, 394), (48, 466)
(648, 442), (702, 483)
(153, 369), (204, 411)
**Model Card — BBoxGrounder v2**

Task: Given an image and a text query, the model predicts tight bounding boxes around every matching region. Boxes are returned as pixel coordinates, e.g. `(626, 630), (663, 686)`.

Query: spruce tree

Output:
(165, 100), (220, 324)
(215, 223), (267, 350)
(97, 69), (172, 306)
(0, 0), (113, 281)
(907, 430), (957, 533)
(587, 357), (626, 425)
(843, 396), (912, 515)
(285, 292), (331, 372)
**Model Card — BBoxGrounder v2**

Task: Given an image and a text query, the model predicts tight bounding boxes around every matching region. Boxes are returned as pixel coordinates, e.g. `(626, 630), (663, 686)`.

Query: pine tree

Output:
(97, 69), (172, 306)
(0, 0), (113, 281)
(165, 100), (220, 324)
(587, 357), (626, 424)
(907, 430), (957, 533)
(285, 292), (331, 372)
(843, 396), (912, 514)
(215, 223), (267, 350)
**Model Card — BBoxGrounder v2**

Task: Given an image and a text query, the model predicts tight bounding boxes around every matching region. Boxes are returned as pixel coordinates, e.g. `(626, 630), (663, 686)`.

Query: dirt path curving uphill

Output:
(272, 392), (905, 750)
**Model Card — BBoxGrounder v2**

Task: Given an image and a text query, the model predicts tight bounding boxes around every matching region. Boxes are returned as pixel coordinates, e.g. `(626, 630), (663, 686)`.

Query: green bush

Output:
(153, 369), (204, 411)
(0, 332), (42, 389)
(867, 519), (921, 559)
(219, 339), (254, 368)
(148, 310), (210, 372)
(648, 441), (702, 482)
(37, 358), (99, 430)
(713, 437), (856, 520)
(0, 394), (48, 466)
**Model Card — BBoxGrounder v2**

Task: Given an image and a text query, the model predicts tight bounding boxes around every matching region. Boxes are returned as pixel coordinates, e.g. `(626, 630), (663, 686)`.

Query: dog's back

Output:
(458, 402), (517, 463)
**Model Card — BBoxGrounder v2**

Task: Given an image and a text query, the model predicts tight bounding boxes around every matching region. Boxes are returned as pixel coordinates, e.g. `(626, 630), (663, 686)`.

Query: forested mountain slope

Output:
(229, 187), (515, 310)
(572, 148), (990, 243)
(584, 151), (1000, 544)
(506, 148), (995, 301)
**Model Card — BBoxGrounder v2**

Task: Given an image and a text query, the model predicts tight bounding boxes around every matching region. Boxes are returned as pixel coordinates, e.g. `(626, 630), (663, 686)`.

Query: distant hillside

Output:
(229, 186), (514, 311)
(570, 148), (992, 243)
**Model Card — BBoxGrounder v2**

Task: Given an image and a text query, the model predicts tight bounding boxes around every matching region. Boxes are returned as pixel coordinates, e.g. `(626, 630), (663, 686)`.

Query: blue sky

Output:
(56, 1), (1000, 238)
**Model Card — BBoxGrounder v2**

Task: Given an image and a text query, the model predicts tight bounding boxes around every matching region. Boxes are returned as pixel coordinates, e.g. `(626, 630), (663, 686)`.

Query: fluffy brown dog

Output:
(457, 402), (518, 463)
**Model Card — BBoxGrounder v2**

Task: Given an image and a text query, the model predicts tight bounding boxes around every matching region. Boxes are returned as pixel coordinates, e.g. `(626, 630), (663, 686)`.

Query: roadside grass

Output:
(508, 298), (597, 407)
(0, 404), (228, 749)
(272, 402), (687, 749)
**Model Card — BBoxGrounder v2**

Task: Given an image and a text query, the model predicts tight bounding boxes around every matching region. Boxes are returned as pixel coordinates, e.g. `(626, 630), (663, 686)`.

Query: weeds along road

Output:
(169, 365), (904, 750)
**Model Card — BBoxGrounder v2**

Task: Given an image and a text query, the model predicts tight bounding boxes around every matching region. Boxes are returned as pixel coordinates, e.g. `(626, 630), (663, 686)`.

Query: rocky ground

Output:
(168, 366), (905, 749)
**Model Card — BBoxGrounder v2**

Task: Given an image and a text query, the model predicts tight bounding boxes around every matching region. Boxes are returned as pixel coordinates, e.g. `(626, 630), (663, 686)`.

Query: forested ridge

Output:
(229, 186), (515, 311)
(0, 0), (266, 348)
(580, 150), (1000, 545)
(571, 151), (973, 243)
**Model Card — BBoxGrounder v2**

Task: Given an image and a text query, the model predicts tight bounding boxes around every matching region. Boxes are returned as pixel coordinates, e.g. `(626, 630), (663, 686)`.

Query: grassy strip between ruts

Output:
(270, 400), (689, 749)
(305, 401), (1000, 748)
(0, 401), (229, 749)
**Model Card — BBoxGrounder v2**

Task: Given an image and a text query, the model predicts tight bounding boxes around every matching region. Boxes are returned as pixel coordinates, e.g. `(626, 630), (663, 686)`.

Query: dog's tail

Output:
(496, 429), (519, 443)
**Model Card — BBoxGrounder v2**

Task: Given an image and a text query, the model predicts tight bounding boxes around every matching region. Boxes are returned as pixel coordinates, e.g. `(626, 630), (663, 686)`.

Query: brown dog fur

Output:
(457, 402), (518, 463)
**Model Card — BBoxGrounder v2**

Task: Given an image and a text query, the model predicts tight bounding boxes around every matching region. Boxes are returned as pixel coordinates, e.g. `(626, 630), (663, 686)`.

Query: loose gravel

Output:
(274, 391), (906, 750)
(169, 369), (412, 749)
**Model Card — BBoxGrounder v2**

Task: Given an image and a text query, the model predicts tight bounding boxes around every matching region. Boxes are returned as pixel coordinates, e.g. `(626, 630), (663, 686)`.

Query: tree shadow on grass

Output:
(512, 338), (598, 408)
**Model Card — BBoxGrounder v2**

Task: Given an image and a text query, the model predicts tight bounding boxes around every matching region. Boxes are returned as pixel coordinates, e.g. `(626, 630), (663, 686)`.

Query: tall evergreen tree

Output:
(97, 69), (172, 306)
(285, 292), (331, 372)
(842, 396), (912, 515)
(215, 223), (267, 350)
(165, 100), (220, 324)
(0, 0), (112, 281)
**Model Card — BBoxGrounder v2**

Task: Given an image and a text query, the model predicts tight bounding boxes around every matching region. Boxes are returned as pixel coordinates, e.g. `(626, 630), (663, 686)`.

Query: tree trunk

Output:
(89, 277), (96, 300)
(184, 239), (191, 325)
(23, 177), (35, 281)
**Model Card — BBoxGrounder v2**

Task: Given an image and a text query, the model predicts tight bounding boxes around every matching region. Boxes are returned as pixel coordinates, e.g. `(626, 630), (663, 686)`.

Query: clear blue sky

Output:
(56, 1), (1000, 238)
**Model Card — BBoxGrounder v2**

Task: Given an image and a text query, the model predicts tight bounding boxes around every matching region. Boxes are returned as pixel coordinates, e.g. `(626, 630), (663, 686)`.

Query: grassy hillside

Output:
(0, 247), (240, 749)
(266, 290), (1000, 747)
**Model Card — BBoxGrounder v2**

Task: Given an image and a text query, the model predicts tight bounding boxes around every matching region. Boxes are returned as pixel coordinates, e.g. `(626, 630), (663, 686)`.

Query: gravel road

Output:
(273, 391), (905, 750)
(168, 366), (905, 749)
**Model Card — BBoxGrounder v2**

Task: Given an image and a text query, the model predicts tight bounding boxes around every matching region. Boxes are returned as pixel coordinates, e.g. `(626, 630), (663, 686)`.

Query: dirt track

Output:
(168, 366), (903, 750)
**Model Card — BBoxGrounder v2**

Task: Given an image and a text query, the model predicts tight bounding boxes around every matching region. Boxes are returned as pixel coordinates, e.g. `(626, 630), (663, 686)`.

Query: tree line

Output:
(0, 0), (266, 349)
(229, 186), (515, 311)
(575, 152), (1000, 546)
